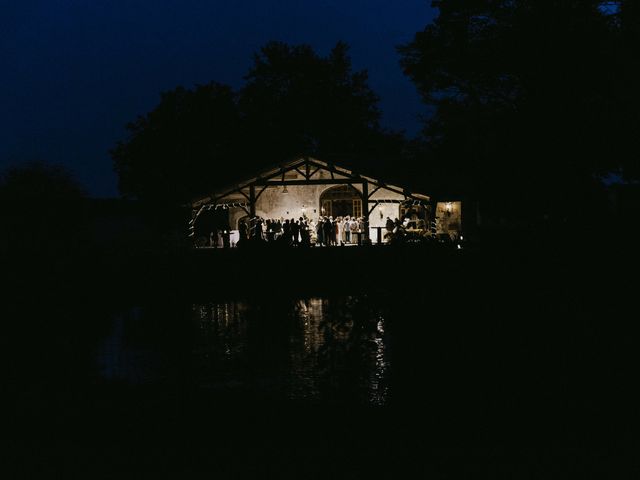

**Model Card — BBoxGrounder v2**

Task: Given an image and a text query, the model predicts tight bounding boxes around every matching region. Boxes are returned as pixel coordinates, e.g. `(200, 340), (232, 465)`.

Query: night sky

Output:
(1, 1), (436, 197)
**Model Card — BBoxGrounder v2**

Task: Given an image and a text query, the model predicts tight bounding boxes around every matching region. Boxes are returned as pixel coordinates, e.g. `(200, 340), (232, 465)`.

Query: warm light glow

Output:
(445, 202), (452, 212)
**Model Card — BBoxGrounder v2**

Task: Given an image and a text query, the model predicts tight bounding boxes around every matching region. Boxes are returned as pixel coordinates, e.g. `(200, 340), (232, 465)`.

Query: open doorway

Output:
(319, 185), (361, 218)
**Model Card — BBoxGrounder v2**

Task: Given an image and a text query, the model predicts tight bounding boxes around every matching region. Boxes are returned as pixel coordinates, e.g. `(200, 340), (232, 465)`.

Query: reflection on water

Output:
(99, 296), (390, 405)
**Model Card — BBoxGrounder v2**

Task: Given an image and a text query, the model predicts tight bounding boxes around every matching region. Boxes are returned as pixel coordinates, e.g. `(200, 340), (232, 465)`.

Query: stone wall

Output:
(221, 170), (406, 229)
(256, 184), (326, 222)
(205, 157), (422, 236)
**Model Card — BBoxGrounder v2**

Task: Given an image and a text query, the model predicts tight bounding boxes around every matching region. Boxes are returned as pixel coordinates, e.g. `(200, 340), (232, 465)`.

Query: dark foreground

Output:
(4, 240), (639, 477)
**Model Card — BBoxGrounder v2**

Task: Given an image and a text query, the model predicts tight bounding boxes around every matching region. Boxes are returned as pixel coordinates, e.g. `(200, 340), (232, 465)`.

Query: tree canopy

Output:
(0, 162), (87, 254)
(112, 83), (240, 204)
(399, 0), (640, 219)
(239, 42), (404, 171)
(112, 42), (404, 204)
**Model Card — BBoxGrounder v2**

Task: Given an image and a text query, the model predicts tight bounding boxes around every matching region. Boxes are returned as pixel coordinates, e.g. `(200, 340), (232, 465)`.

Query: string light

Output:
(197, 201), (250, 211)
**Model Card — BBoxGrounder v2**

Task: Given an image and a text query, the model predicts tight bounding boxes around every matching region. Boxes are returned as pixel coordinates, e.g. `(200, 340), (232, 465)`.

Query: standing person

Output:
(344, 216), (351, 244)
(323, 217), (333, 246)
(316, 217), (324, 246)
(210, 229), (217, 248)
(238, 220), (247, 242)
(255, 218), (264, 240)
(357, 217), (366, 245)
(291, 219), (300, 246)
(308, 219), (316, 246)
(210, 223), (219, 248)
(300, 220), (309, 247)
(265, 219), (273, 242)
(283, 219), (291, 244)
(275, 219), (282, 240)
(350, 217), (358, 245)
(385, 217), (394, 233)
(336, 217), (343, 246)
(331, 218), (340, 245)
(222, 220), (231, 248)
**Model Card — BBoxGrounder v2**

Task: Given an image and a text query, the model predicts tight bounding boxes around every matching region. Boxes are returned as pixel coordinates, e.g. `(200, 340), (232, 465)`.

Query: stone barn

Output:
(190, 157), (447, 246)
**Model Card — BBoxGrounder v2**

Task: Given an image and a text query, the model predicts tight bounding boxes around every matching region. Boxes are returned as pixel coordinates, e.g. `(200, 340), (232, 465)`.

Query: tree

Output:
(399, 1), (639, 221)
(111, 42), (405, 204)
(0, 162), (87, 255)
(239, 41), (404, 175)
(112, 82), (241, 204)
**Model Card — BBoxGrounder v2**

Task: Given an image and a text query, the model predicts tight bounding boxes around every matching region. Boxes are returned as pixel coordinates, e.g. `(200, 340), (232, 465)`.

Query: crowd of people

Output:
(200, 214), (434, 248)
(238, 215), (369, 247)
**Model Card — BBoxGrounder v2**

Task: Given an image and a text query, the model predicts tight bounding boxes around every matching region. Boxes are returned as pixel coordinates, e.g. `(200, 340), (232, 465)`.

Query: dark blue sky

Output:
(1, 1), (436, 197)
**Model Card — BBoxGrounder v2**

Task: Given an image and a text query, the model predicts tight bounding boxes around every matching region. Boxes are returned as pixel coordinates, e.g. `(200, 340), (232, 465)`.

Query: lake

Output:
(99, 296), (391, 405)
(7, 244), (638, 475)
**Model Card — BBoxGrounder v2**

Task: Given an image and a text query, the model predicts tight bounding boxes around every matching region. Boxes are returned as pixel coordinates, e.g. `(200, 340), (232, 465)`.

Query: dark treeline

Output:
(111, 42), (405, 206)
(0, 163), (88, 257)
(399, 0), (640, 223)
(111, 1), (639, 230)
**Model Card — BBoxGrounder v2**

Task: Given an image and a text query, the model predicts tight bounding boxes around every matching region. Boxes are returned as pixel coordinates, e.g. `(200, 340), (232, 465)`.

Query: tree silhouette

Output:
(111, 83), (240, 204)
(0, 162), (87, 255)
(399, 0), (639, 222)
(111, 42), (405, 204)
(239, 41), (404, 175)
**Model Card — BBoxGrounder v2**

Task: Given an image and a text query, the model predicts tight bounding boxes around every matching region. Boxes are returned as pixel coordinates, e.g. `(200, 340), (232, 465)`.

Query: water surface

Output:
(99, 296), (391, 405)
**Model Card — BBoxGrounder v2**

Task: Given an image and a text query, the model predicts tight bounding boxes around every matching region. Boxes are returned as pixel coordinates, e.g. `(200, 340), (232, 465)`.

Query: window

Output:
(352, 199), (362, 218)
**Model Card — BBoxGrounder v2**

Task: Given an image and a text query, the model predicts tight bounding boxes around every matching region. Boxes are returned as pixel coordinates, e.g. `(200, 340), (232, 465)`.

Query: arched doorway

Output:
(319, 185), (362, 218)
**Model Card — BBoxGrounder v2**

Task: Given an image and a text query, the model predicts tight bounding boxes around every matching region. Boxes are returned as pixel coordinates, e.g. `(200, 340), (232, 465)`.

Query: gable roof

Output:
(191, 156), (430, 208)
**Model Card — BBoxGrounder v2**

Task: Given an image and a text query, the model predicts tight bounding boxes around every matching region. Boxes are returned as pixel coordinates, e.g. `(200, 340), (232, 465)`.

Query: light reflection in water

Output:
(99, 296), (390, 405)
(370, 317), (389, 406)
(193, 301), (247, 386)
(193, 297), (390, 405)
